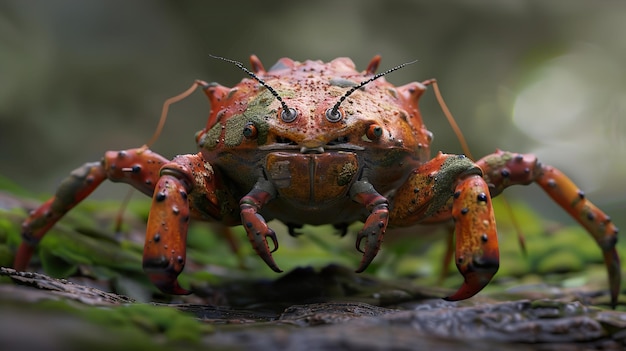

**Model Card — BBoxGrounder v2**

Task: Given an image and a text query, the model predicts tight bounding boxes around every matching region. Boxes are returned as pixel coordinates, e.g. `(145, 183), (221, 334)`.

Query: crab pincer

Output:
(143, 168), (194, 295)
(239, 182), (282, 273)
(444, 174), (500, 301)
(240, 204), (282, 272)
(355, 203), (389, 272)
(350, 180), (390, 273)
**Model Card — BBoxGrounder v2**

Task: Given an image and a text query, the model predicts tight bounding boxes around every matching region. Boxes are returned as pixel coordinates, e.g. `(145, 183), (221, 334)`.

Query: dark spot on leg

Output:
(586, 212), (595, 221)
(154, 233), (161, 242)
(177, 256), (184, 264)
(476, 193), (487, 202)
(180, 191), (188, 200)
(453, 191), (461, 199)
(413, 187), (419, 193)
(514, 154), (524, 162)
(547, 179), (556, 188)
(500, 169), (510, 178)
(143, 255), (169, 269)
(460, 208), (469, 215)
(481, 233), (488, 242)
(117, 151), (127, 158)
(577, 190), (585, 199)
(155, 192), (167, 202)
(131, 165), (141, 173)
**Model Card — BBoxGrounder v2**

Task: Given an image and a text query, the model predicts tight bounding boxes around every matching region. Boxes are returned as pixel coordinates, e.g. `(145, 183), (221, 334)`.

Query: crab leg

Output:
(143, 168), (192, 294)
(476, 150), (621, 307)
(390, 153), (500, 300)
(350, 180), (389, 273)
(444, 173), (499, 300)
(240, 177), (281, 272)
(14, 148), (168, 271)
(142, 154), (230, 295)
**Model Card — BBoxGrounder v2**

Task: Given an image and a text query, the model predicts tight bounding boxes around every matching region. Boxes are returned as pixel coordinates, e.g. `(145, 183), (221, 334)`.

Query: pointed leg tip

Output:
(353, 235), (382, 273)
(148, 274), (192, 295)
(257, 250), (282, 273)
(442, 284), (477, 302)
(445, 260), (499, 302)
(13, 243), (36, 271)
(270, 265), (283, 273)
(354, 254), (375, 273)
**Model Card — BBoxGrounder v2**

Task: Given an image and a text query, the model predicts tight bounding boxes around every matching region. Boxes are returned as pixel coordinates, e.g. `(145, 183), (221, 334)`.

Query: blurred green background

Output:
(0, 0), (624, 232)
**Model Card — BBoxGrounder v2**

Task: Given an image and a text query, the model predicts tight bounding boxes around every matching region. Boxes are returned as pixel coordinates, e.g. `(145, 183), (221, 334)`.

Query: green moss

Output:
(10, 299), (211, 347)
(535, 250), (584, 274)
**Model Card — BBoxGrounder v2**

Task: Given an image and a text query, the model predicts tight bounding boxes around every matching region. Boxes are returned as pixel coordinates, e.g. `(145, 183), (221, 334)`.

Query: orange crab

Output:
(13, 55), (620, 305)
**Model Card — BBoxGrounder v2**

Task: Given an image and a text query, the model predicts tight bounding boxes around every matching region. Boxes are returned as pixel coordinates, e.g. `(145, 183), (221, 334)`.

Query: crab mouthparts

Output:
(300, 146), (325, 154)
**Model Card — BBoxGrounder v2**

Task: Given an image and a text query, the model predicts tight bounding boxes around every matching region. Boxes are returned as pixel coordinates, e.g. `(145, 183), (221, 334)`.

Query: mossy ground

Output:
(0, 174), (624, 349)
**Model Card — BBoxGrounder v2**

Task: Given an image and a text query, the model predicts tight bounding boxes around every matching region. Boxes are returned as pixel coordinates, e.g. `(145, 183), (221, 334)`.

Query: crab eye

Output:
(325, 108), (343, 122)
(243, 122), (258, 138)
(366, 124), (383, 140)
(280, 108), (298, 122)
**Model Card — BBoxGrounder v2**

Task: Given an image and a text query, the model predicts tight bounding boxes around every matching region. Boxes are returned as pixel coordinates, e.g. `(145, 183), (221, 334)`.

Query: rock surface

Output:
(2, 266), (625, 351)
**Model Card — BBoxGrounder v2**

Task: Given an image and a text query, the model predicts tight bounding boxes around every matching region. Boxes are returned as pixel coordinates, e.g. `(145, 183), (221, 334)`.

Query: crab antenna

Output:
(330, 59), (418, 116)
(209, 54), (290, 113)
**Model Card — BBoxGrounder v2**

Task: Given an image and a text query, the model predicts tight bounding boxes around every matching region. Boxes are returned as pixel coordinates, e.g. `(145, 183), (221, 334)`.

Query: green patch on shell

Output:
(201, 124), (222, 150)
(223, 89), (275, 147)
(224, 114), (271, 146)
(425, 156), (480, 218)
(338, 161), (358, 186)
(329, 78), (358, 88)
(201, 89), (276, 150)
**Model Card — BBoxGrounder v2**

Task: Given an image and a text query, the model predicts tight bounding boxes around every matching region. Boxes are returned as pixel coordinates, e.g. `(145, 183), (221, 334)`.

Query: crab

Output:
(13, 55), (620, 305)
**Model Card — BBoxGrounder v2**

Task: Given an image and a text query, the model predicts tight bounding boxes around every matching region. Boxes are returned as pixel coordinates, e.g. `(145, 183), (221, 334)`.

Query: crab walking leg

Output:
(240, 177), (281, 272)
(444, 174), (499, 301)
(143, 171), (192, 295)
(390, 153), (500, 300)
(476, 150), (621, 307)
(14, 148), (168, 271)
(350, 180), (389, 273)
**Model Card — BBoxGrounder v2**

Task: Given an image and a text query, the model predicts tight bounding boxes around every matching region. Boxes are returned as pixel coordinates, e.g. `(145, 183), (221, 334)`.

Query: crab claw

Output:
(443, 254), (499, 301)
(143, 171), (194, 296)
(241, 205), (282, 273)
(444, 174), (500, 301)
(355, 203), (389, 273)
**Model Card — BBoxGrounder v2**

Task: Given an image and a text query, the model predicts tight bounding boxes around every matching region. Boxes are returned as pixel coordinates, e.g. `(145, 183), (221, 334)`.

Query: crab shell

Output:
(195, 56), (432, 227)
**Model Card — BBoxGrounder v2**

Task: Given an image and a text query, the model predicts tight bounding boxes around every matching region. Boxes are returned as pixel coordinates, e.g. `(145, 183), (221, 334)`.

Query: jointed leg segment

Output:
(14, 148), (168, 271)
(476, 150), (620, 307)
